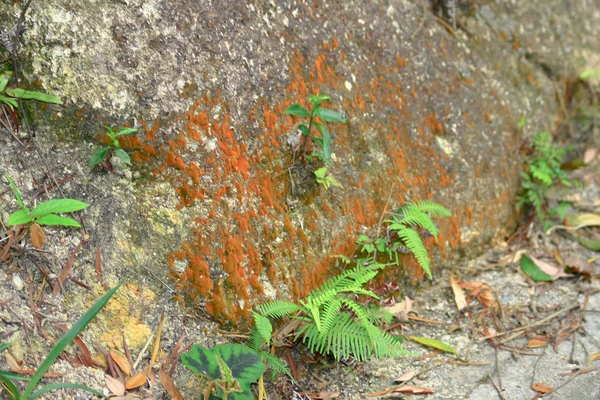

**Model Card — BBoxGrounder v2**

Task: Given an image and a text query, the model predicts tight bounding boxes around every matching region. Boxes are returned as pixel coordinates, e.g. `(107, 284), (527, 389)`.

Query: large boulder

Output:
(1, 0), (597, 327)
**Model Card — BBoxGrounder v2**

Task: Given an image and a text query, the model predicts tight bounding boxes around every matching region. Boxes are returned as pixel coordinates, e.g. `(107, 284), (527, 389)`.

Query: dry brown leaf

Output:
(527, 339), (547, 348)
(498, 249), (526, 265)
(5, 352), (20, 371)
(308, 392), (340, 399)
(571, 213), (600, 227)
(158, 368), (183, 400)
(110, 349), (132, 376)
(30, 223), (45, 249)
(589, 352), (600, 365)
(393, 370), (415, 383)
(529, 256), (573, 280)
(450, 275), (467, 311)
(147, 312), (165, 374)
(105, 375), (125, 396)
(531, 383), (553, 393)
(564, 256), (594, 277)
(365, 385), (434, 397)
(125, 371), (147, 390)
(478, 289), (496, 309)
(384, 296), (412, 315)
(584, 148), (598, 164)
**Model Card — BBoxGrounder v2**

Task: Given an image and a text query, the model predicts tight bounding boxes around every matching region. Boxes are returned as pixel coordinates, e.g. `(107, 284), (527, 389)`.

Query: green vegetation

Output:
(0, 283), (122, 400)
(314, 167), (343, 190)
(6, 175), (89, 228)
(518, 131), (581, 227)
(88, 126), (137, 168)
(358, 200), (452, 279)
(181, 343), (266, 400)
(252, 263), (407, 364)
(0, 70), (62, 111)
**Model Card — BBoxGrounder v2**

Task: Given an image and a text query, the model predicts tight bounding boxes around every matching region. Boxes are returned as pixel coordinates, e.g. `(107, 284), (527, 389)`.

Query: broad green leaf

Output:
(0, 72), (10, 92)
(282, 104), (310, 118)
(409, 336), (458, 355)
(115, 127), (137, 136)
(21, 282), (123, 399)
(29, 383), (108, 399)
(35, 214), (81, 227)
(318, 108), (346, 124)
(0, 373), (20, 400)
(7, 209), (33, 226)
(252, 312), (273, 346)
(298, 124), (310, 137)
(114, 148), (131, 165)
(0, 95), (18, 110)
(88, 148), (108, 167)
(577, 237), (600, 251)
(314, 167), (328, 179)
(31, 199), (89, 218)
(521, 255), (553, 282)
(313, 122), (331, 164)
(181, 344), (266, 400)
(580, 68), (599, 80)
(5, 88), (62, 105)
(5, 175), (25, 209)
(309, 94), (331, 106)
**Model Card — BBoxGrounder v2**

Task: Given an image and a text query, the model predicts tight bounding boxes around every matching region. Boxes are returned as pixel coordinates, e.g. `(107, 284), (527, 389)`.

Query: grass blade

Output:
(21, 282), (123, 398)
(0, 373), (21, 399)
(29, 383), (107, 399)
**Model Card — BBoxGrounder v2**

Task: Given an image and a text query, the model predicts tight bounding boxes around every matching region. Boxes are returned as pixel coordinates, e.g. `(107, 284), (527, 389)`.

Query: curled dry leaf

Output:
(384, 296), (412, 315)
(450, 275), (467, 311)
(110, 349), (132, 376)
(105, 374), (125, 396)
(5, 352), (20, 371)
(588, 352), (600, 365)
(125, 370), (147, 390)
(365, 385), (434, 397)
(563, 255), (594, 277)
(527, 339), (547, 348)
(393, 370), (415, 383)
(531, 383), (553, 394)
(30, 223), (45, 249)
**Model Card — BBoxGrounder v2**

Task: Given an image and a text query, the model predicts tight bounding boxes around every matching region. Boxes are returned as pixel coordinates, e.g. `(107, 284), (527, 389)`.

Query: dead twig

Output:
(488, 373), (506, 400)
(410, 0), (428, 40)
(52, 238), (88, 298)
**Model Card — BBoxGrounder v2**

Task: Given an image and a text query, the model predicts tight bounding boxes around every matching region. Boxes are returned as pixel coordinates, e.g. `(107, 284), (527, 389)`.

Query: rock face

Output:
(1, 0), (597, 323)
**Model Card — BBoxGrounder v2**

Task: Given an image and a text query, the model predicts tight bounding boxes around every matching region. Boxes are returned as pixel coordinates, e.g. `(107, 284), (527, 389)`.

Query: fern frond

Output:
(531, 161), (553, 186)
(257, 300), (302, 319)
(247, 326), (265, 352)
(389, 208), (439, 238)
(319, 299), (343, 337)
(408, 200), (452, 218)
(394, 225), (431, 278)
(251, 311), (273, 346)
(258, 350), (292, 379)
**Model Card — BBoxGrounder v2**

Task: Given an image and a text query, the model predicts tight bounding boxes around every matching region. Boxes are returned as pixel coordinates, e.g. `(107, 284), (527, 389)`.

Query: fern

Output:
(256, 300), (301, 319)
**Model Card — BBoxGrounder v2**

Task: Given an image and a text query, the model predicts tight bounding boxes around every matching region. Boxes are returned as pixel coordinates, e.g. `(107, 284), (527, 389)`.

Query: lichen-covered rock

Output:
(1, 0), (598, 326)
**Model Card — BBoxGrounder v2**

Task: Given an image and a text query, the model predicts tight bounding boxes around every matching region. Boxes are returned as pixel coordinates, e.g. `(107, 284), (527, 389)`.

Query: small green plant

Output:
(181, 343), (266, 400)
(88, 126), (137, 168)
(0, 70), (62, 134)
(251, 263), (407, 364)
(0, 282), (122, 399)
(518, 131), (581, 225)
(6, 175), (89, 228)
(283, 94), (346, 165)
(358, 200), (451, 279)
(314, 167), (343, 190)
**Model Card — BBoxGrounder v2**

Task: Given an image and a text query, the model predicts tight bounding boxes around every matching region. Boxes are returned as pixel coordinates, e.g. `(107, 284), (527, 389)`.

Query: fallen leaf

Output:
(385, 296), (412, 315)
(310, 392), (340, 399)
(450, 275), (467, 311)
(570, 213), (600, 228)
(105, 375), (125, 396)
(365, 385), (434, 397)
(30, 223), (45, 249)
(393, 370), (415, 383)
(158, 368), (183, 400)
(498, 249), (526, 265)
(521, 255), (553, 282)
(528, 256), (573, 279)
(125, 371), (147, 390)
(147, 312), (165, 375)
(531, 383), (553, 393)
(589, 352), (600, 364)
(110, 349), (132, 376)
(564, 255), (594, 277)
(409, 336), (458, 355)
(527, 339), (547, 348)
(583, 148), (598, 164)
(5, 352), (20, 371)
(478, 289), (496, 309)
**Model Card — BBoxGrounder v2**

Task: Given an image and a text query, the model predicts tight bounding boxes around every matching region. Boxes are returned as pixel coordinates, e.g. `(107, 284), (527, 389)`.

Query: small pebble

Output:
(11, 275), (24, 290)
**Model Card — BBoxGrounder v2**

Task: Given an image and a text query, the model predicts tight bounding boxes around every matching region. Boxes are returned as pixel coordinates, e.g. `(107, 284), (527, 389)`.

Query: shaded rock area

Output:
(0, 0), (599, 398)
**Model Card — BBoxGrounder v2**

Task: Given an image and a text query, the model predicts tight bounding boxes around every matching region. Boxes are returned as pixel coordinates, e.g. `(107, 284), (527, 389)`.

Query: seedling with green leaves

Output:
(283, 94), (346, 165)
(0, 283), (122, 400)
(5, 175), (88, 228)
(181, 343), (266, 400)
(251, 263), (407, 365)
(358, 200), (451, 279)
(89, 126), (137, 168)
(518, 131), (581, 227)
(314, 167), (343, 190)
(0, 70), (62, 134)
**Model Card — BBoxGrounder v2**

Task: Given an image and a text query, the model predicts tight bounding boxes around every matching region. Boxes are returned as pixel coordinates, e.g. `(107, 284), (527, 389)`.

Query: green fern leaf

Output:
(394, 225), (431, 278)
(389, 208), (440, 238)
(409, 200), (452, 218)
(257, 300), (302, 319)
(258, 350), (292, 378)
(252, 311), (273, 346)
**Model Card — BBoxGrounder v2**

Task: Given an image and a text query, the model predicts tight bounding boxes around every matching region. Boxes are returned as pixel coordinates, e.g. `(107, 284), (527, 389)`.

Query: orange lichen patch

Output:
(396, 56), (407, 68)
(424, 113), (443, 134)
